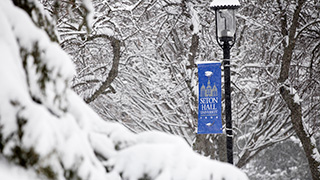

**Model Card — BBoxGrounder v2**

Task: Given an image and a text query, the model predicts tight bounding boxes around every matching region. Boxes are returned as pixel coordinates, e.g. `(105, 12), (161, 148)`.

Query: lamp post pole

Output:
(222, 39), (233, 164)
(210, 0), (240, 165)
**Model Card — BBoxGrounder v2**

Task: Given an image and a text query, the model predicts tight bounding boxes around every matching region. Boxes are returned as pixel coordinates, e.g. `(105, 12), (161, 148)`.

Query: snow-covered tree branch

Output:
(0, 0), (248, 180)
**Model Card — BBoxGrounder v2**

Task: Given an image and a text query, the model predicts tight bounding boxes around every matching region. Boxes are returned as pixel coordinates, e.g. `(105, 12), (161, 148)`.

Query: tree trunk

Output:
(277, 1), (320, 179)
(279, 87), (320, 180)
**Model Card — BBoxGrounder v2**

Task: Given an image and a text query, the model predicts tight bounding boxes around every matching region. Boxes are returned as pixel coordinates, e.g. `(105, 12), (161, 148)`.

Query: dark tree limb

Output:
(277, 0), (320, 179)
(84, 35), (120, 103)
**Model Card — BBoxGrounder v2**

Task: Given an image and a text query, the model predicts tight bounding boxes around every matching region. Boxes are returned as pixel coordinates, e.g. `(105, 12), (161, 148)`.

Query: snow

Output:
(288, 85), (303, 105)
(196, 60), (221, 64)
(284, 35), (289, 47)
(0, 1), (249, 180)
(293, 93), (303, 104)
(107, 0), (146, 12)
(0, 1), (106, 180)
(282, 83), (303, 105)
(107, 131), (249, 180)
(311, 137), (320, 164)
(82, 0), (94, 28)
(0, 10), (28, 138)
(166, 0), (182, 3)
(189, 3), (201, 34)
(210, 0), (241, 8)
(0, 158), (41, 180)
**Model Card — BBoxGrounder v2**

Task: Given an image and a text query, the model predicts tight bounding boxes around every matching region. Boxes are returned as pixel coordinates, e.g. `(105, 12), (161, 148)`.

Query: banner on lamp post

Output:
(197, 62), (223, 134)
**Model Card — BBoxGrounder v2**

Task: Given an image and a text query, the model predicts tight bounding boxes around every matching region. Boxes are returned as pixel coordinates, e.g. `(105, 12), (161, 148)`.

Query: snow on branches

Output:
(0, 1), (248, 180)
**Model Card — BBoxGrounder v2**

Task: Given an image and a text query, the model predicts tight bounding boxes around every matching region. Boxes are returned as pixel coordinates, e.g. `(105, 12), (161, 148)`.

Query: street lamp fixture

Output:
(211, 0), (240, 48)
(210, 0), (240, 165)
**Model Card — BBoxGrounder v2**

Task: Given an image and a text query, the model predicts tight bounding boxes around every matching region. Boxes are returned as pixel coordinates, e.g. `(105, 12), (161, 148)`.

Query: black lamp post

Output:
(210, 0), (240, 165)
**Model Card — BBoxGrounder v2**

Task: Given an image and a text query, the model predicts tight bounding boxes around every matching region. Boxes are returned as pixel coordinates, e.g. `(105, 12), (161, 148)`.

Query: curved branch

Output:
(84, 35), (120, 103)
(295, 19), (320, 39)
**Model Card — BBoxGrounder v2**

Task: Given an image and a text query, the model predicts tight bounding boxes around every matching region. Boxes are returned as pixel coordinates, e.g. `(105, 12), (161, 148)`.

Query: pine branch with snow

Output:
(0, 1), (248, 180)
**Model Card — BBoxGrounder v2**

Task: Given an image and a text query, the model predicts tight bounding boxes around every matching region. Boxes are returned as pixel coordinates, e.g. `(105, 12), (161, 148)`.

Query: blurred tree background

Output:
(40, 0), (320, 179)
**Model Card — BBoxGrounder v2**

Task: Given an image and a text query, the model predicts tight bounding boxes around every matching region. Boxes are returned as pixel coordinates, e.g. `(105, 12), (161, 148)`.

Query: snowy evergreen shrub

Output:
(0, 1), (248, 180)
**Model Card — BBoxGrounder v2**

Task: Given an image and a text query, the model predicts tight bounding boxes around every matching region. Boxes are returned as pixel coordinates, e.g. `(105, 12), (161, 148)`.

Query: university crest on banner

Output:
(197, 62), (223, 134)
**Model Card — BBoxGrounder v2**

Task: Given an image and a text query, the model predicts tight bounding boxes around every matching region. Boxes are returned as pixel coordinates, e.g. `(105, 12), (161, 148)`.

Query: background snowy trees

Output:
(17, 0), (320, 179)
(234, 0), (320, 179)
(43, 0), (205, 145)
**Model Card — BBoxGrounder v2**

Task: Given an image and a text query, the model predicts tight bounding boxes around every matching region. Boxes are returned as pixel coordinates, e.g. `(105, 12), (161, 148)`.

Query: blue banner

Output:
(197, 62), (222, 134)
